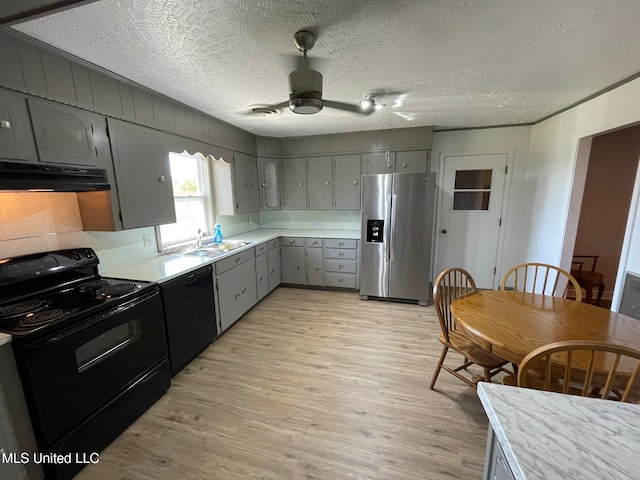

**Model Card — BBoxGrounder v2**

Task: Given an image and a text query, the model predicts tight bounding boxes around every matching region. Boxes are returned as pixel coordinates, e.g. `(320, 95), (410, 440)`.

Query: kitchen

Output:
(2, 1), (640, 479)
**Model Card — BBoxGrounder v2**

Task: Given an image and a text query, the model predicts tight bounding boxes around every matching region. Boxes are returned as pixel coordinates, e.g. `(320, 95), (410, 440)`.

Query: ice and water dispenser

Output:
(366, 219), (384, 243)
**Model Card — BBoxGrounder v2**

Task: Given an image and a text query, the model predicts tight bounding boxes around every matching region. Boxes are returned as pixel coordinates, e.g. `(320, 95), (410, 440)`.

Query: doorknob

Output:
(441, 229), (447, 234)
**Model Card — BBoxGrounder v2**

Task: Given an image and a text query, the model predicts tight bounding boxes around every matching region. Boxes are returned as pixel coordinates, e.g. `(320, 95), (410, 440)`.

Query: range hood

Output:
(0, 160), (110, 192)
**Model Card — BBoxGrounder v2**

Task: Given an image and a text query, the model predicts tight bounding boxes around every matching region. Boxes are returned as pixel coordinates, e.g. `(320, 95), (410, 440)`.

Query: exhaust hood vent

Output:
(0, 161), (110, 192)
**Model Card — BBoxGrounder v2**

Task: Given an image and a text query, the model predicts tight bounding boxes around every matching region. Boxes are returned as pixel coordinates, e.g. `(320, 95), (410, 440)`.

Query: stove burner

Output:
(0, 300), (49, 320)
(77, 279), (110, 293)
(96, 282), (139, 298)
(15, 309), (69, 330)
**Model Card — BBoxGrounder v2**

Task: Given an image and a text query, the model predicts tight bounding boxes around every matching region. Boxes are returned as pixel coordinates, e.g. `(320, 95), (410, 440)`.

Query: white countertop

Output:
(102, 228), (360, 283)
(477, 382), (640, 480)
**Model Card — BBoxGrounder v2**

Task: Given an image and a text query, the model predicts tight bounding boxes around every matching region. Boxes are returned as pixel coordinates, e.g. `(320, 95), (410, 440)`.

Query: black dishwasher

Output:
(161, 264), (217, 374)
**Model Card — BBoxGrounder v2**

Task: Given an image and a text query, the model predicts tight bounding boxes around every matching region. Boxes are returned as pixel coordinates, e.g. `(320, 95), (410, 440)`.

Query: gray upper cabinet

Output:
(395, 150), (429, 173)
(367, 151), (395, 174)
(334, 154), (362, 210)
(307, 156), (333, 210)
(233, 152), (260, 214)
(259, 157), (281, 210)
(366, 150), (429, 174)
(107, 118), (176, 229)
(282, 157), (307, 210)
(27, 98), (102, 166)
(0, 89), (36, 162)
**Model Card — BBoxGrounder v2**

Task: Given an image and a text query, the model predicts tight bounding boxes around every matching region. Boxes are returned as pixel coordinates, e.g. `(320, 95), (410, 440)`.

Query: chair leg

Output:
(430, 345), (449, 390)
(483, 367), (491, 383)
(584, 286), (593, 304)
(595, 283), (605, 306)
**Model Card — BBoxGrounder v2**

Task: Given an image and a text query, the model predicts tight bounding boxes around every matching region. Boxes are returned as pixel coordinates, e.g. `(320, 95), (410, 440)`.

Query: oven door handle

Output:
(32, 289), (159, 347)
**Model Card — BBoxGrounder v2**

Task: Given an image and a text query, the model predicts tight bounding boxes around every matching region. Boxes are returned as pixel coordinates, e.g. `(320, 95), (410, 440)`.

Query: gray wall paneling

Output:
(0, 31), (256, 155)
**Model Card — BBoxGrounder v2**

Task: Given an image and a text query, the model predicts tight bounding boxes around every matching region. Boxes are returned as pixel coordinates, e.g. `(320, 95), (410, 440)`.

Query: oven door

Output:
(16, 288), (167, 446)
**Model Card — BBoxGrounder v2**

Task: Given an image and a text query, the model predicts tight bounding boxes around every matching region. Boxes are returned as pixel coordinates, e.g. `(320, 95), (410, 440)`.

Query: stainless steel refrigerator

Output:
(360, 172), (436, 305)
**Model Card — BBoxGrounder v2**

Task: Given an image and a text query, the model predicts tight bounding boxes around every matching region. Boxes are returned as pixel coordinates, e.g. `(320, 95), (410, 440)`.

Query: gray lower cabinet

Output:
(306, 238), (324, 286)
(27, 97), (103, 167)
(267, 247), (282, 291)
(0, 88), (37, 162)
(483, 426), (516, 480)
(216, 254), (258, 332)
(281, 237), (307, 284)
(107, 118), (176, 229)
(255, 244), (269, 301)
(324, 238), (359, 289)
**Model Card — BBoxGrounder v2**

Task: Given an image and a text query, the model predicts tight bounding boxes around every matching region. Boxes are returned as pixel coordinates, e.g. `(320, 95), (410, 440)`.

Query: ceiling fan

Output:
(251, 30), (375, 116)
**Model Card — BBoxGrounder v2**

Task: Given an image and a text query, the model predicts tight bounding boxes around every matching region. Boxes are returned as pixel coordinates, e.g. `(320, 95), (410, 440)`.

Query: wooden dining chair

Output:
(430, 267), (510, 390)
(515, 340), (640, 402)
(571, 255), (605, 306)
(500, 262), (583, 302)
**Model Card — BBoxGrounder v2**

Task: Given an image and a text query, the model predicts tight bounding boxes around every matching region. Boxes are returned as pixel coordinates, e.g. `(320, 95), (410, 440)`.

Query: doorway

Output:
(570, 124), (640, 308)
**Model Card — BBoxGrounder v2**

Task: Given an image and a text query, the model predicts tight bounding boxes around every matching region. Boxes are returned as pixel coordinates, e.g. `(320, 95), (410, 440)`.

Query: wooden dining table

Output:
(450, 289), (640, 365)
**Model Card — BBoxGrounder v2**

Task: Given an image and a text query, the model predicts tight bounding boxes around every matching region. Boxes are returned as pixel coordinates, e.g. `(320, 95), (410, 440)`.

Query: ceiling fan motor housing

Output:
(289, 68), (323, 114)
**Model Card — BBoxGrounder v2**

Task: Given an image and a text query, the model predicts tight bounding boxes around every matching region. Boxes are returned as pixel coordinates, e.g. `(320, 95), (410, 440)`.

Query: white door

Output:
(437, 153), (509, 288)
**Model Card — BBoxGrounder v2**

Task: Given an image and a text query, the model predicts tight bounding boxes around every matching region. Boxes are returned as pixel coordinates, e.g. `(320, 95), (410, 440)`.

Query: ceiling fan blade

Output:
(323, 99), (374, 116)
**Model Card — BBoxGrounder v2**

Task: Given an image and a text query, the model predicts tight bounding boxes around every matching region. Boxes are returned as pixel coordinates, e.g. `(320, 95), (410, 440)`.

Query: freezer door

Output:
(388, 172), (436, 303)
(360, 174), (392, 298)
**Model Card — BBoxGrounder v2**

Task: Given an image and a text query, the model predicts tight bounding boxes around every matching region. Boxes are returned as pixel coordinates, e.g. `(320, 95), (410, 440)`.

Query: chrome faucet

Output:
(196, 228), (206, 248)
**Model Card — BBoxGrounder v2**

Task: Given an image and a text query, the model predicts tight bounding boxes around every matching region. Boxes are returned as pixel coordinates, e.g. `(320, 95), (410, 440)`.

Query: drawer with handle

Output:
(267, 238), (280, 250)
(325, 259), (357, 274)
(325, 248), (357, 260)
(325, 273), (357, 289)
(324, 239), (357, 249)
(281, 237), (304, 247)
(305, 238), (323, 248)
(215, 248), (255, 275)
(254, 242), (267, 256)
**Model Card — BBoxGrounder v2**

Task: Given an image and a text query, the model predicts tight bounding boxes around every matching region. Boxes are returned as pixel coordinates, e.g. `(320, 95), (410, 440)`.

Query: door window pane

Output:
(453, 169), (492, 211)
(454, 169), (492, 189)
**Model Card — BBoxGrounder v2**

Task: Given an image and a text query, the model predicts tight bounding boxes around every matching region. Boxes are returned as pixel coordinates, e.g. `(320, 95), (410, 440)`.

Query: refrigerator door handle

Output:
(389, 193), (397, 262)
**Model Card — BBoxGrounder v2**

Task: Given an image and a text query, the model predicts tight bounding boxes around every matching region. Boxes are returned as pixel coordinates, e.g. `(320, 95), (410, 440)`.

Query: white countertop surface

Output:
(477, 382), (640, 480)
(102, 228), (360, 283)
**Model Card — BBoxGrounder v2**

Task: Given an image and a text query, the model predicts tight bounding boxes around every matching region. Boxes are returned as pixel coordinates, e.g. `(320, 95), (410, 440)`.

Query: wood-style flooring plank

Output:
(75, 287), (493, 480)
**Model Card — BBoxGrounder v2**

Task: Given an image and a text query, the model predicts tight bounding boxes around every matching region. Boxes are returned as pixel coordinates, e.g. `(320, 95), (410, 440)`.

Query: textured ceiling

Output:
(12, 0), (640, 137)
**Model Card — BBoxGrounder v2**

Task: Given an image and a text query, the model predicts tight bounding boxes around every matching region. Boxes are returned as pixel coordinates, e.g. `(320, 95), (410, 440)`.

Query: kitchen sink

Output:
(183, 241), (251, 258)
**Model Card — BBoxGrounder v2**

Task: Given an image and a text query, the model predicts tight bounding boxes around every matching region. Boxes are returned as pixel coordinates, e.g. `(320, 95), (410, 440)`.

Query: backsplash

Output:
(260, 210), (360, 230)
(0, 192), (160, 271)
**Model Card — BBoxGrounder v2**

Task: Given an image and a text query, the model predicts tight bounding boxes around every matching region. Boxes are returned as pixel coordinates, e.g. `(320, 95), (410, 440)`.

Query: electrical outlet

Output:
(143, 234), (152, 248)
(295, 215), (302, 222)
(340, 215), (346, 222)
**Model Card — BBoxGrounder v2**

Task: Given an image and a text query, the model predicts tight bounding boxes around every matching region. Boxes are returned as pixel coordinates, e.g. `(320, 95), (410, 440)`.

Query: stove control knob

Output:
(72, 251), (82, 261)
(84, 250), (94, 258)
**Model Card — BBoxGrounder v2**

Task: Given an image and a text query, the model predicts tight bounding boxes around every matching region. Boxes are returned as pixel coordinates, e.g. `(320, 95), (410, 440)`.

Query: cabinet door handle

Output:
(315, 266), (320, 271)
(338, 278), (344, 283)
(289, 239), (295, 244)
(235, 256), (240, 262)
(338, 242), (344, 246)
(353, 180), (358, 185)
(298, 182), (304, 187)
(270, 269), (274, 274)
(297, 265), (301, 270)
(312, 240), (318, 245)
(402, 163), (407, 168)
(234, 293), (240, 299)
(339, 252), (345, 257)
(258, 276), (263, 281)
(244, 182), (248, 186)
(339, 264), (344, 269)
(262, 182), (267, 187)
(242, 287), (247, 293)
(324, 181), (330, 186)
(0, 120), (11, 129)
(159, 175), (166, 182)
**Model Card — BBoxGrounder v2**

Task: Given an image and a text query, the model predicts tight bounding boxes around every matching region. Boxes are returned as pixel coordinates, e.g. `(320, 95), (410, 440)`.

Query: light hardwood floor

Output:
(76, 287), (493, 480)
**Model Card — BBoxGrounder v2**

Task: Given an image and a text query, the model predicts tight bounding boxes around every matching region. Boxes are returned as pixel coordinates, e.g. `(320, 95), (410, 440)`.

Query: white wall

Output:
(431, 126), (533, 278)
(527, 76), (640, 308)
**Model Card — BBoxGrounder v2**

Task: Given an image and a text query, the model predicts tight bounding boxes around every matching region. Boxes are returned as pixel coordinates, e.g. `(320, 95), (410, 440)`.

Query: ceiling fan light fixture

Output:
(289, 97), (323, 114)
(360, 97), (374, 110)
